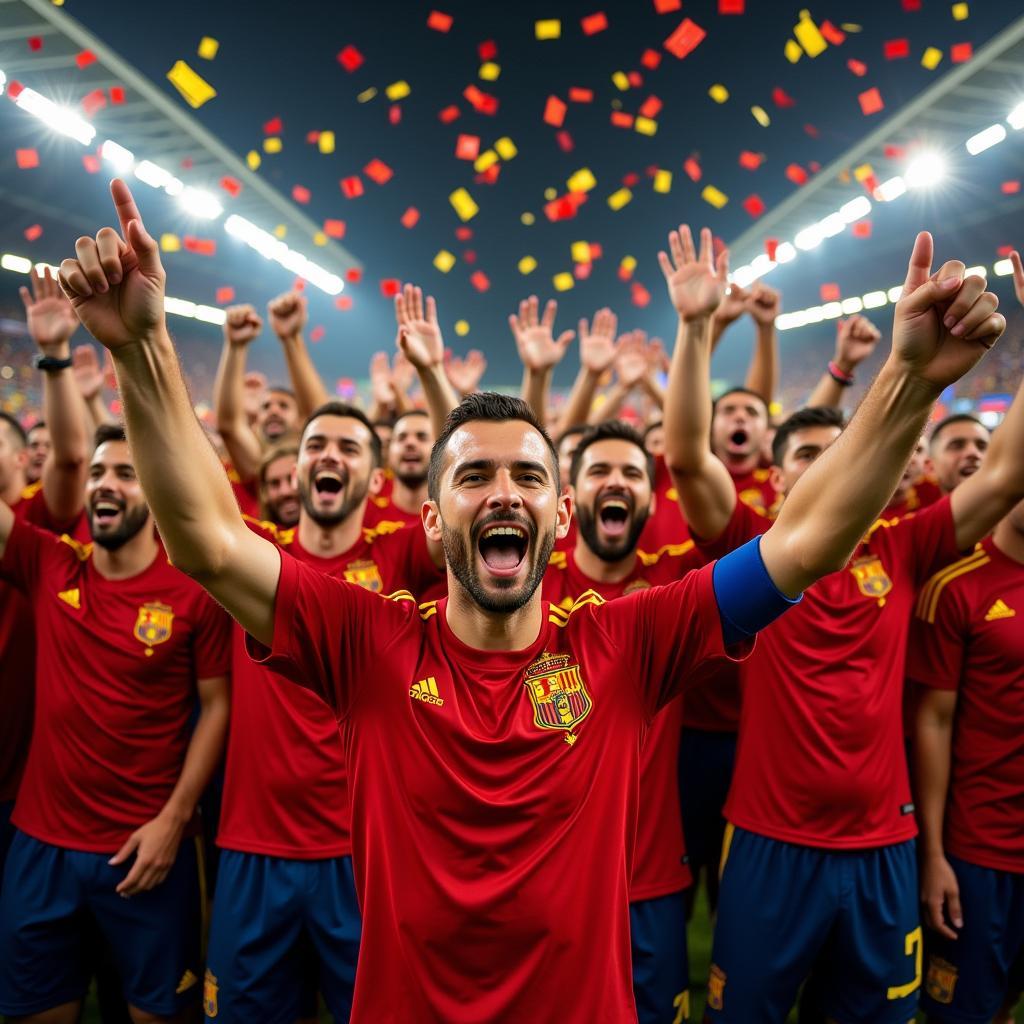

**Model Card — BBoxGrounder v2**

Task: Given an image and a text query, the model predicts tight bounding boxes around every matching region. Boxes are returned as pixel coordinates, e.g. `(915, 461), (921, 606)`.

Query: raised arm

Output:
(806, 315), (883, 408)
(444, 348), (488, 398)
(213, 304), (265, 482)
(267, 291), (329, 416)
(553, 308), (618, 434)
(72, 344), (116, 431)
(20, 267), (88, 524)
(58, 179), (280, 644)
(709, 281), (749, 353)
(510, 296), (574, 421)
(659, 226), (737, 541)
(760, 232), (1004, 596)
(744, 283), (781, 404)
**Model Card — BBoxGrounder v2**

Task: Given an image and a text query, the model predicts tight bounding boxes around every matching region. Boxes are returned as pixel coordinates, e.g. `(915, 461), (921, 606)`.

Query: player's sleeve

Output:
(906, 568), (968, 692)
(690, 496), (770, 560)
(0, 515), (55, 595)
(190, 590), (233, 680)
(244, 546), (413, 718)
(18, 485), (84, 537)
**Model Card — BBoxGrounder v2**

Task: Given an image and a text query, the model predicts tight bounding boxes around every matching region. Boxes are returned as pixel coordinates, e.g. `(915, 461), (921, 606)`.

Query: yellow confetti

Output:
(455, 320), (470, 336)
(653, 169), (672, 194)
(769, 400), (783, 417)
(784, 39), (803, 63)
(620, 255), (637, 273)
(709, 84), (729, 103)
(386, 80), (411, 101)
(479, 62), (501, 81)
(853, 163), (874, 182)
(197, 36), (219, 60)
(552, 272), (575, 292)
(921, 46), (943, 69)
(449, 187), (479, 221)
(263, 137), (282, 154)
(357, 87), (378, 103)
(518, 256), (538, 275)
(318, 131), (335, 154)
(566, 168), (597, 193)
(521, 212), (536, 226)
(841, 23), (862, 31)
(313, 232), (327, 247)
(794, 11), (827, 57)
(751, 105), (771, 127)
(166, 60), (217, 109)
(433, 250), (456, 273)
(535, 19), (561, 40)
(612, 71), (630, 91)
(701, 185), (728, 209)
(571, 241), (591, 264)
(634, 116), (657, 136)
(246, 150), (261, 171)
(474, 150), (499, 172)
(952, 2), (968, 19)
(495, 137), (518, 160)
(273, 225), (287, 239)
(160, 233), (181, 252)
(607, 187), (632, 211)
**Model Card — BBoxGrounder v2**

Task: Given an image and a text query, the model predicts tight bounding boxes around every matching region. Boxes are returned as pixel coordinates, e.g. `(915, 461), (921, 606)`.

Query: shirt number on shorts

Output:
(886, 926), (922, 1000)
(672, 989), (690, 1023)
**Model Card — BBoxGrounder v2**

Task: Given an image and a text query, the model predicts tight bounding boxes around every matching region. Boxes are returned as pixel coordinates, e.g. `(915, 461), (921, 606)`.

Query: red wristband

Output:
(828, 360), (855, 386)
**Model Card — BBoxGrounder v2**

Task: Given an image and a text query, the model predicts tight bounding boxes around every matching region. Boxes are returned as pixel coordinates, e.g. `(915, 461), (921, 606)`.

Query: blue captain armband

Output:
(712, 536), (801, 647)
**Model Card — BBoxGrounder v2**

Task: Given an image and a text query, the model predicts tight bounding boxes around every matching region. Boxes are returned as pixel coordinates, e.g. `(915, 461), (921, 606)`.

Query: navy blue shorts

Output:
(205, 849), (361, 1024)
(919, 854), (1024, 1023)
(631, 889), (690, 1023)
(0, 829), (204, 1017)
(0, 800), (14, 885)
(705, 825), (921, 1023)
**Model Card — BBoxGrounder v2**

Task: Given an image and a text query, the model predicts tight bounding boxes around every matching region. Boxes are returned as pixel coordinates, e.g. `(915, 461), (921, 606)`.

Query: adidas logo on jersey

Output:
(984, 599), (1015, 621)
(410, 676), (444, 706)
(57, 588), (81, 609)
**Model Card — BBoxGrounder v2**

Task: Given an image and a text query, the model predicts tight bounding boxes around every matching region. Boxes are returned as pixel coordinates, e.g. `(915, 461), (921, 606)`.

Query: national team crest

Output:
(523, 652), (592, 739)
(849, 555), (892, 600)
(924, 956), (957, 1004)
(344, 560), (383, 592)
(707, 964), (727, 1010)
(133, 602), (174, 649)
(203, 968), (219, 1017)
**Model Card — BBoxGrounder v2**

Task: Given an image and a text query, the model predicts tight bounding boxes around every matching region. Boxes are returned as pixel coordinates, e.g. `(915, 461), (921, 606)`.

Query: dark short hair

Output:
(94, 423), (127, 448)
(0, 412), (27, 449)
(27, 420), (47, 435)
(394, 409), (431, 432)
(302, 401), (382, 467)
(713, 387), (769, 418)
(569, 420), (655, 487)
(259, 443), (299, 486)
(556, 423), (589, 449)
(929, 414), (988, 450)
(264, 385), (296, 401)
(642, 420), (663, 443)
(771, 406), (845, 466)
(427, 392), (559, 502)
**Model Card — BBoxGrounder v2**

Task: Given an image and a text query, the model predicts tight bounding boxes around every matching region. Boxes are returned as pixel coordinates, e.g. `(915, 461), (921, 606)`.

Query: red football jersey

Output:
(224, 461), (260, 518)
(247, 554), (746, 1023)
(729, 465), (780, 520)
(543, 543), (706, 901)
(637, 454), (691, 554)
(906, 535), (1024, 872)
(883, 475), (943, 520)
(697, 496), (962, 848)
(362, 491), (423, 533)
(218, 518), (442, 859)
(0, 518), (231, 852)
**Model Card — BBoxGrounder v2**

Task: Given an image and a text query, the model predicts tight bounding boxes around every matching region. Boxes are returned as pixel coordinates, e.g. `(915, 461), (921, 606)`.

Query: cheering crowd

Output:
(0, 179), (1021, 1024)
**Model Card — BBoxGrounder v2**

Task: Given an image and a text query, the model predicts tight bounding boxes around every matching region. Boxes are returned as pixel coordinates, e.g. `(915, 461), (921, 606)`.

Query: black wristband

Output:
(34, 354), (72, 373)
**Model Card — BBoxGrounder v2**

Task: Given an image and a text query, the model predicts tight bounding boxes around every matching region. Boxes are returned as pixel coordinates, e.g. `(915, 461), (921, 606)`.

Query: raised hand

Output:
(445, 349), (487, 394)
(577, 307), (619, 374)
(615, 331), (650, 388)
(658, 225), (728, 322)
(20, 266), (79, 352)
(242, 371), (267, 424)
(746, 282), (781, 326)
(713, 282), (750, 327)
(267, 291), (307, 342)
(391, 349), (416, 396)
(57, 179), (166, 350)
(509, 296), (574, 372)
(646, 337), (670, 375)
(224, 304), (263, 348)
(369, 351), (396, 405)
(892, 232), (1004, 391)
(72, 344), (105, 400)
(834, 314), (882, 372)
(1010, 249), (1024, 307)
(395, 283), (444, 369)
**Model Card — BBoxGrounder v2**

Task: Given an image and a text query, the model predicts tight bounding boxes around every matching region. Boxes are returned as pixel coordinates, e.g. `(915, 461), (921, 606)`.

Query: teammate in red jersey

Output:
(927, 414), (990, 493)
(363, 408), (434, 532)
(257, 443), (300, 527)
(61, 187), (997, 1022)
(0, 423), (231, 1022)
(24, 422), (50, 486)
(543, 419), (704, 1023)
(910, 497), (1024, 1023)
(662, 228), (1017, 1022)
(710, 388), (779, 518)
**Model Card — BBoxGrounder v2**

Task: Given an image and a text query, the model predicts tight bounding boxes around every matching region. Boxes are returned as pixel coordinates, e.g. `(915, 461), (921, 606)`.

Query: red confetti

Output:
(860, 173), (879, 195)
(427, 10), (453, 32)
(610, 111), (634, 129)
(742, 195), (765, 218)
(883, 144), (906, 159)
(109, 86), (125, 105)
(291, 185), (311, 204)
(640, 48), (662, 70)
(263, 116), (283, 134)
(400, 207), (420, 229)
(478, 39), (498, 61)
(631, 282), (651, 308)
(653, 0), (681, 11)
(719, 0), (744, 11)
(323, 219), (346, 238)
(950, 42), (973, 63)
(379, 279), (400, 298)
(902, 0), (921, 9)
(543, 95), (567, 127)
(336, 296), (353, 311)
(438, 105), (461, 123)
(181, 158), (194, 170)
(804, 123), (820, 138)
(820, 283), (841, 302)
(364, 158), (393, 185)
(15, 148), (39, 169)
(772, 87), (796, 109)
(456, 134), (480, 160)
(1001, 180), (1021, 194)
(215, 286), (235, 304)
(463, 84), (499, 115)
(847, 58), (868, 77)
(555, 130), (574, 152)
(683, 157), (701, 181)
(470, 270), (490, 292)
(476, 164), (501, 185)
(858, 87), (884, 116)
(852, 221), (872, 238)
(310, 326), (326, 343)
(883, 38), (909, 60)
(455, 227), (473, 241)
(306, 130), (321, 144)
(765, 238), (779, 261)
(183, 236), (216, 256)
(589, 243), (603, 260)
(639, 95), (663, 119)
(345, 268), (363, 284)
(739, 151), (763, 170)
(337, 45), (364, 72)
(220, 176), (242, 197)
(623, 172), (640, 187)
(389, 105), (402, 125)
(809, 160), (821, 173)
(569, 87), (594, 103)
(627, 71), (643, 88)
(82, 154), (100, 174)
(75, 50), (97, 69)
(663, 18), (706, 59)
(81, 89), (107, 117)
(575, 263), (592, 281)
(24, 224), (42, 241)
(27, 36), (42, 52)
(6, 80), (24, 100)
(785, 163), (808, 185)
(819, 21), (846, 45)
(997, 245), (1014, 257)
(581, 12), (608, 35)
(340, 176), (364, 199)
(618, 263), (634, 282)
(463, 250), (477, 264)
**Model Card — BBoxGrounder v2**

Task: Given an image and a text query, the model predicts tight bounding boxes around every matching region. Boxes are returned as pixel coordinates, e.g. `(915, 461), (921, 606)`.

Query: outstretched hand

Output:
(509, 296), (574, 371)
(72, 344), (105, 400)
(224, 304), (263, 348)
(58, 179), (166, 350)
(657, 225), (729, 321)
(891, 232), (1004, 391)
(395, 283), (444, 370)
(20, 266), (79, 352)
(267, 291), (307, 342)
(445, 349), (487, 394)
(577, 307), (619, 374)
(835, 315), (882, 372)
(1010, 250), (1024, 308)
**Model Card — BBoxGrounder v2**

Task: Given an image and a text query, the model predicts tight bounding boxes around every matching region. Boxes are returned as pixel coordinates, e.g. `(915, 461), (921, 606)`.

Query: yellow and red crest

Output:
(924, 956), (957, 1004)
(344, 559), (384, 592)
(203, 968), (219, 1018)
(134, 602), (174, 649)
(707, 964), (727, 1011)
(849, 555), (893, 599)
(523, 652), (592, 734)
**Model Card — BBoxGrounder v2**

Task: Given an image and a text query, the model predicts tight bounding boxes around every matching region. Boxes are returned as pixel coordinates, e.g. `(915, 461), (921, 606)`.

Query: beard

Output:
(299, 469), (371, 527)
(267, 495), (300, 528)
(576, 503), (649, 563)
(441, 515), (554, 613)
(394, 465), (428, 489)
(90, 504), (152, 551)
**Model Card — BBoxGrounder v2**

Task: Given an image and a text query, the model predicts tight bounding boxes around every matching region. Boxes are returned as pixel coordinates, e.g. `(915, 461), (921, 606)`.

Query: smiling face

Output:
(262, 452), (300, 527)
(87, 440), (152, 550)
(297, 414), (377, 527)
(258, 389), (299, 443)
(427, 419), (567, 613)
(26, 424), (50, 484)
(389, 413), (433, 489)
(712, 391), (769, 464)
(572, 437), (652, 563)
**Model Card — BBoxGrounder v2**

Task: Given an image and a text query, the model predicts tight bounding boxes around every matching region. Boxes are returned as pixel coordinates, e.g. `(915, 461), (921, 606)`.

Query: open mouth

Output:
(729, 428), (749, 448)
(598, 497), (630, 538)
(92, 500), (122, 524)
(313, 470), (344, 497)
(477, 524), (529, 577)
(959, 463), (979, 478)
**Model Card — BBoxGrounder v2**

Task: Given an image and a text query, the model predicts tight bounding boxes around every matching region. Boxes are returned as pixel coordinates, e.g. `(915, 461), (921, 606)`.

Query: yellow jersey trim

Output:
(915, 547), (989, 624)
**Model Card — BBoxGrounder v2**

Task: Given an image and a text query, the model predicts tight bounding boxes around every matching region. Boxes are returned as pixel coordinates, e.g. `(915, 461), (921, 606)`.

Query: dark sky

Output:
(2, 0), (1021, 388)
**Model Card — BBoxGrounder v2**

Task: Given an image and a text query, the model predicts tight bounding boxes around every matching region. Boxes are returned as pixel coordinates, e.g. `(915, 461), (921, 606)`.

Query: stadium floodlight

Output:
(730, 264), (757, 288)
(16, 87), (96, 146)
(905, 153), (946, 188)
(163, 296), (197, 318)
(821, 302), (844, 320)
(840, 196), (872, 223)
(862, 291), (888, 309)
(965, 124), (1006, 155)
(887, 285), (904, 302)
(179, 188), (223, 220)
(819, 212), (846, 239)
(993, 258), (1014, 276)
(750, 253), (776, 275)
(194, 305), (227, 325)
(803, 306), (825, 324)
(794, 224), (824, 251)
(774, 242), (796, 264)
(774, 312), (795, 331)
(963, 265), (987, 279)
(1, 254), (33, 273)
(100, 140), (135, 172)
(0, 69), (8, 96)
(875, 176), (907, 202)
(135, 160), (181, 193)
(840, 296), (864, 315)
(1008, 101), (1024, 130)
